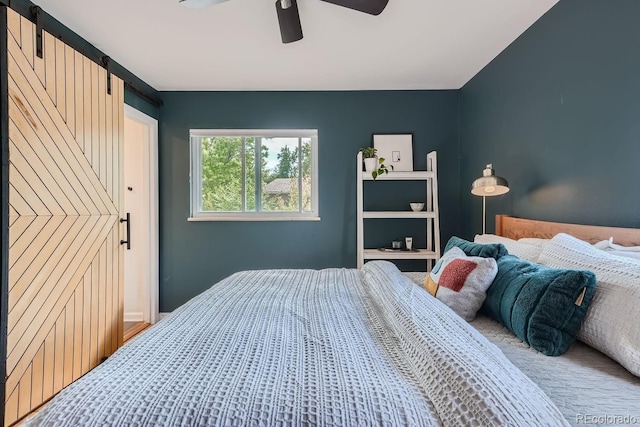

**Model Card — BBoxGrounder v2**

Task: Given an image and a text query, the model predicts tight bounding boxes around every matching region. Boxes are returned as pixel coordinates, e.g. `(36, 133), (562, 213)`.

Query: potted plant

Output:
(360, 147), (378, 172)
(359, 147), (393, 180)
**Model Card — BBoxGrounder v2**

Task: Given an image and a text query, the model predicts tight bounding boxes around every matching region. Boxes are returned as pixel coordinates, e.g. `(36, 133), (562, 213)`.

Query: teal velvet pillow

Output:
(444, 236), (508, 260)
(481, 255), (597, 356)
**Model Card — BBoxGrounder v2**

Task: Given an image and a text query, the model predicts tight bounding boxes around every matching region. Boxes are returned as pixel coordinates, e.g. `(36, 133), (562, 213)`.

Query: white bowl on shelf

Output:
(409, 202), (424, 212)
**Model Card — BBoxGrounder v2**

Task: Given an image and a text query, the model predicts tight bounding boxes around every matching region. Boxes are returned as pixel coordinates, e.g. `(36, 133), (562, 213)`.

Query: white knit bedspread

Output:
(26, 261), (567, 426)
(471, 317), (640, 426)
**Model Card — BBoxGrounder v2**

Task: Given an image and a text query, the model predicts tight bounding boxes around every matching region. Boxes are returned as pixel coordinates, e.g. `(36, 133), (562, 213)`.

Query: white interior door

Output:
(123, 106), (159, 324)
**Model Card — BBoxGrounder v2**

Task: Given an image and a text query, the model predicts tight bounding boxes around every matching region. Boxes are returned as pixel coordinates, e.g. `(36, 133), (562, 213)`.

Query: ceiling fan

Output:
(179, 0), (389, 44)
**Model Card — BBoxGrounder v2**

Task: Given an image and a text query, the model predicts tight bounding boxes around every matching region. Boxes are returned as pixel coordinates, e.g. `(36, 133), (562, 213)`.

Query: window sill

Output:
(187, 215), (321, 222)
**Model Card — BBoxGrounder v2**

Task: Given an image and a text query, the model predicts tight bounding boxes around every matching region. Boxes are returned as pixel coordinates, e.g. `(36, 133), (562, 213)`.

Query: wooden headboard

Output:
(495, 215), (640, 247)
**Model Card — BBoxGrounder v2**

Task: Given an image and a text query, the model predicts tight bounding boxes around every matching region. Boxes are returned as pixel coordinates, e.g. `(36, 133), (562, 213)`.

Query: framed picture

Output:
(373, 134), (413, 172)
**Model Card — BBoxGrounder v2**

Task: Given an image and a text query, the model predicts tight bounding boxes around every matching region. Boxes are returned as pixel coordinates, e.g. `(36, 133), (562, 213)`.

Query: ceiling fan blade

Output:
(319, 0), (389, 15)
(179, 0), (232, 10)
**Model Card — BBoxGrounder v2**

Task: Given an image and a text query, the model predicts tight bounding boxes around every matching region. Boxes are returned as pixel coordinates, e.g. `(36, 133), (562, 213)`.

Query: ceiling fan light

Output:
(276, 0), (303, 43)
(179, 0), (231, 10)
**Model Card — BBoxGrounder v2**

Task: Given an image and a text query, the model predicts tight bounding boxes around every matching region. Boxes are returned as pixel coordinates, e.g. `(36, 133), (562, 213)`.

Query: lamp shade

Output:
(471, 164), (509, 197)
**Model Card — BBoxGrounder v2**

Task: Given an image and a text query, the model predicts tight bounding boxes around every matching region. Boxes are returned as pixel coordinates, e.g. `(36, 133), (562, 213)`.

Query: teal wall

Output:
(460, 0), (640, 238)
(124, 90), (159, 120)
(158, 91), (460, 310)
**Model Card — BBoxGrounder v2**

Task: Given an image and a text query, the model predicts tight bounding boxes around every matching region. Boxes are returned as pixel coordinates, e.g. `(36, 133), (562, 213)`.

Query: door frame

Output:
(1, 6), (9, 424)
(124, 104), (159, 325)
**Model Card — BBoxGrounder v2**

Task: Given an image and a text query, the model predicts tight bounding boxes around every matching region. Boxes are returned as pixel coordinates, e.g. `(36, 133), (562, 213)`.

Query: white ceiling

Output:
(30, 0), (558, 91)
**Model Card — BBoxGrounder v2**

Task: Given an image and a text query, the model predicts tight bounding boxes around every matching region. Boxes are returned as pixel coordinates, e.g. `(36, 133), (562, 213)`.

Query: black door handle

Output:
(120, 213), (131, 250)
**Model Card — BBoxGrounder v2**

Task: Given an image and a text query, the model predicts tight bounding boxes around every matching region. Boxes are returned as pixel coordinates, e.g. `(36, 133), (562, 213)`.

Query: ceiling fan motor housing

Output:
(276, 0), (303, 43)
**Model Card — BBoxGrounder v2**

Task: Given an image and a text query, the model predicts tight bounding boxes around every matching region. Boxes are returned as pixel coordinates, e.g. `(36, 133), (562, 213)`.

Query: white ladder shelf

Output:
(356, 151), (441, 270)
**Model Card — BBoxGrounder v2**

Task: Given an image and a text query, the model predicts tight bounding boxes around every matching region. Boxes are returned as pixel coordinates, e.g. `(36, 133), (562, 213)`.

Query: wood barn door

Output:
(4, 9), (124, 424)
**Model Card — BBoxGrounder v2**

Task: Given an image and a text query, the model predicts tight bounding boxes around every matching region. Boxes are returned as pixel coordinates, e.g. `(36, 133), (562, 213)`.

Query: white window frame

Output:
(188, 129), (320, 221)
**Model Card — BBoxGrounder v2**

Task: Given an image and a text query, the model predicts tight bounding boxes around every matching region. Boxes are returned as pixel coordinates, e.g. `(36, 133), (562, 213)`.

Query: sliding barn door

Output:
(4, 9), (124, 425)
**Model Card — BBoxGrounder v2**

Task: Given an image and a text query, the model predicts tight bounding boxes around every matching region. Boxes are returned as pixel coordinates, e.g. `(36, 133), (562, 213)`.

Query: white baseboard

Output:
(124, 312), (144, 323)
(158, 312), (171, 321)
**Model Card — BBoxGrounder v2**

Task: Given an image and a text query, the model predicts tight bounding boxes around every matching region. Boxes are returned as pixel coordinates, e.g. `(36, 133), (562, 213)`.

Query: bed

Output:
(23, 216), (640, 426)
(453, 215), (640, 426)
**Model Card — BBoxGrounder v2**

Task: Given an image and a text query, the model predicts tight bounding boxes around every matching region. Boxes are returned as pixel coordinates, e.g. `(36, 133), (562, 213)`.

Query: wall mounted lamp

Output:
(471, 164), (509, 234)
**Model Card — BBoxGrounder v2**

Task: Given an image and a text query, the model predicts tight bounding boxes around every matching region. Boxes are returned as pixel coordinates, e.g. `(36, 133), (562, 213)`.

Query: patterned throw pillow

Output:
(424, 247), (498, 321)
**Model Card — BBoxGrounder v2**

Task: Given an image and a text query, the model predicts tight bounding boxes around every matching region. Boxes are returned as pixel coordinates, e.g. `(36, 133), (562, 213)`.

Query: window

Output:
(189, 129), (319, 221)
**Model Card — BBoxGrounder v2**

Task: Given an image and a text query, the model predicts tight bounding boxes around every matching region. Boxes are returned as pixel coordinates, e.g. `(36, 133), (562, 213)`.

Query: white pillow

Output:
(474, 234), (544, 262)
(538, 233), (640, 377)
(517, 237), (550, 248)
(593, 237), (640, 261)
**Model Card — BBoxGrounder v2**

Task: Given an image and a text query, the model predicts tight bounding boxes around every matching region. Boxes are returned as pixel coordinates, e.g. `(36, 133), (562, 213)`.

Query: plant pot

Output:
(363, 157), (378, 172)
